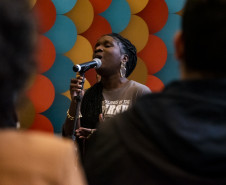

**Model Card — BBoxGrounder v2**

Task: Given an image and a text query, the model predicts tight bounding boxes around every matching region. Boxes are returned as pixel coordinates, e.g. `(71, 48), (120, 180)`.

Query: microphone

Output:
(73, 58), (102, 73)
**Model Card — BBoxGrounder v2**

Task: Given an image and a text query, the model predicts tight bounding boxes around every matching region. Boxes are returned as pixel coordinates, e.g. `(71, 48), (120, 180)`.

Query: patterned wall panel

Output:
(19, 0), (186, 134)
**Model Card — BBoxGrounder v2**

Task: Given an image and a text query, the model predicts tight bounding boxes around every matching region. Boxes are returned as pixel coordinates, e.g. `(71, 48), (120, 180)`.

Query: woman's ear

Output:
(174, 31), (185, 62)
(122, 54), (129, 63)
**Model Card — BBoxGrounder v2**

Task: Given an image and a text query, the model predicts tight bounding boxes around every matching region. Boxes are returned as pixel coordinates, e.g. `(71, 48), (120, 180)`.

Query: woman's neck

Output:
(100, 74), (128, 90)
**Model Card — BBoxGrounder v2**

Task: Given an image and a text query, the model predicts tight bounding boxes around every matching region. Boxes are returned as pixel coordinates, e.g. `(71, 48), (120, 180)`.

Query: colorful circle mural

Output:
(138, 34), (167, 74)
(33, 0), (56, 33)
(35, 35), (56, 73)
(27, 74), (55, 113)
(20, 0), (184, 133)
(100, 0), (131, 33)
(120, 15), (149, 52)
(44, 15), (77, 54)
(65, 0), (94, 34)
(137, 0), (168, 34)
(52, 0), (77, 14)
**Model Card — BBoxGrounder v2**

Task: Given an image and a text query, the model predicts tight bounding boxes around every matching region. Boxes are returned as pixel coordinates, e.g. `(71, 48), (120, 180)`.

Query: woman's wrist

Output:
(67, 109), (75, 120)
(66, 109), (82, 120)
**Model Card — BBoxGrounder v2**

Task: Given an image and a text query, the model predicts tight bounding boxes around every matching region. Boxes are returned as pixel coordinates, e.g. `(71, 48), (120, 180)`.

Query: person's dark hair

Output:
(106, 33), (137, 78)
(182, 0), (226, 76)
(0, 0), (36, 128)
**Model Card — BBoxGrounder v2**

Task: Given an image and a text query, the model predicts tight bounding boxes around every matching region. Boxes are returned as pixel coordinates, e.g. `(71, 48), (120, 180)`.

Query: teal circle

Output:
(44, 55), (75, 93)
(52, 0), (77, 14)
(100, 0), (131, 33)
(165, 0), (186, 13)
(45, 15), (77, 54)
(43, 94), (71, 134)
(155, 14), (181, 54)
(155, 54), (180, 85)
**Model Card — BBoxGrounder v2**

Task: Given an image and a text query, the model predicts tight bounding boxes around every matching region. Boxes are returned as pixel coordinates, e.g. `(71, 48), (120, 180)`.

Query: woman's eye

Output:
(105, 45), (111, 48)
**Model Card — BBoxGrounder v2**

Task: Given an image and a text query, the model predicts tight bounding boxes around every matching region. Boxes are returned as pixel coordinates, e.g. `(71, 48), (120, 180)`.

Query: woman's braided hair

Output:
(80, 33), (137, 129)
(106, 33), (137, 77)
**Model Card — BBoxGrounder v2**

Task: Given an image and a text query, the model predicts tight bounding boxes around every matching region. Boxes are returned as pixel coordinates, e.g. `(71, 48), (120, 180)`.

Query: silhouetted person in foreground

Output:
(0, 0), (86, 184)
(84, 0), (226, 184)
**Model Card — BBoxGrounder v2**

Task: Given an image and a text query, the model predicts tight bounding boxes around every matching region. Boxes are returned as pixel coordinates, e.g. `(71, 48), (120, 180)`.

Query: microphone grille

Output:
(93, 58), (102, 68)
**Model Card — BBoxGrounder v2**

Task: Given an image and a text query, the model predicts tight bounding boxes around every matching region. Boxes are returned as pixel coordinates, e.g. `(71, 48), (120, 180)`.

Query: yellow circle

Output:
(120, 15), (149, 52)
(127, 0), (149, 14)
(64, 35), (93, 65)
(29, 0), (37, 9)
(65, 0), (94, 34)
(128, 57), (148, 84)
(17, 96), (36, 129)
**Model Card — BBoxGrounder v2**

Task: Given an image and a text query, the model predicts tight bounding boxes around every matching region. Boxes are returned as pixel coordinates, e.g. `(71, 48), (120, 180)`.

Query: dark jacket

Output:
(84, 78), (226, 185)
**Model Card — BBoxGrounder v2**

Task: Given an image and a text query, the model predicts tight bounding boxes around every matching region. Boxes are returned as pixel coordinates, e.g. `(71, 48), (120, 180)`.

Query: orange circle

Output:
(82, 15), (112, 48)
(27, 74), (55, 113)
(137, 0), (168, 34)
(85, 68), (98, 86)
(89, 0), (112, 14)
(146, 75), (164, 92)
(138, 34), (167, 74)
(33, 0), (56, 33)
(29, 114), (54, 134)
(35, 35), (56, 73)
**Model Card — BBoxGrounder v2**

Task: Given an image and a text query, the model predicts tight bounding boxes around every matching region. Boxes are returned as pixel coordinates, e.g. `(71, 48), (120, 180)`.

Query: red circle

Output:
(27, 74), (55, 113)
(35, 35), (56, 73)
(89, 0), (112, 14)
(82, 15), (112, 48)
(138, 0), (168, 34)
(33, 0), (56, 33)
(85, 69), (98, 86)
(138, 34), (167, 74)
(146, 75), (164, 92)
(29, 114), (54, 134)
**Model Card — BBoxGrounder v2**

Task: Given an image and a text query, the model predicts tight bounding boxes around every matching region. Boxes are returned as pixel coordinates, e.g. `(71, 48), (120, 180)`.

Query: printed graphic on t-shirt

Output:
(102, 100), (131, 119)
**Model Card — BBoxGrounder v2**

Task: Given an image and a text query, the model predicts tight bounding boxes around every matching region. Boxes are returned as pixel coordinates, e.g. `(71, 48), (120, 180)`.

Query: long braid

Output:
(80, 82), (103, 128)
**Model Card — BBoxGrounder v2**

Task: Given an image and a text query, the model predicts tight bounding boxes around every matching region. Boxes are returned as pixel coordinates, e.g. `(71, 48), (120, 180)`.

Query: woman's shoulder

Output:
(128, 80), (151, 93)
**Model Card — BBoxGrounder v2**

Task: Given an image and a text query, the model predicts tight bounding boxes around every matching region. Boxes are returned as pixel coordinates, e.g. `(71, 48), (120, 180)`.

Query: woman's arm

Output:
(62, 76), (84, 138)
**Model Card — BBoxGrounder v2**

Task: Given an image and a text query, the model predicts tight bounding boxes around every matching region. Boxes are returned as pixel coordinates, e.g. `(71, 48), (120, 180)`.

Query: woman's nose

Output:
(95, 46), (103, 53)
